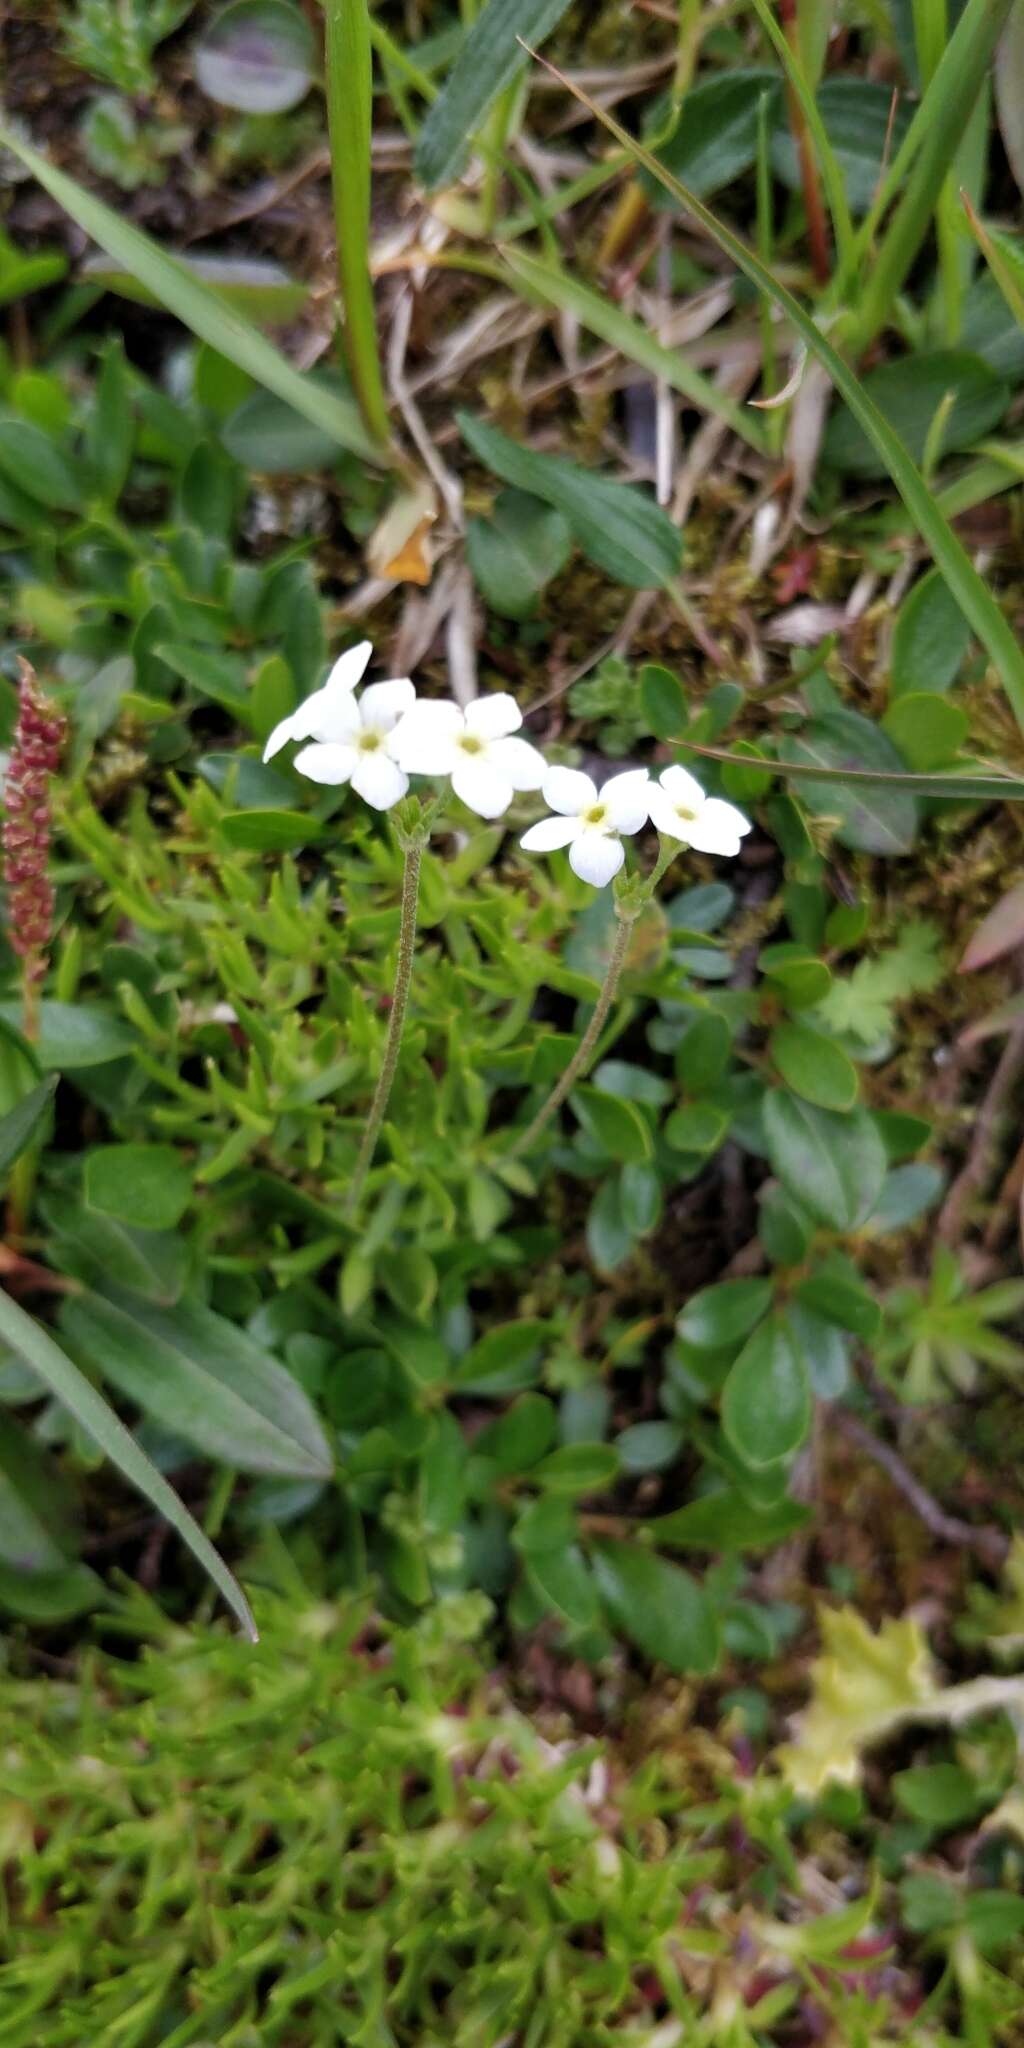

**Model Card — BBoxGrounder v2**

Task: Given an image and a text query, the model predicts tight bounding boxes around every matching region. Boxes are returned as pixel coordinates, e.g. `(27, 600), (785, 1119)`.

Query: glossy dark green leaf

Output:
(647, 1490), (811, 1551)
(222, 385), (349, 473)
(882, 693), (969, 772)
(466, 488), (571, 619)
(780, 711), (919, 855)
(891, 567), (972, 698)
(647, 69), (779, 202)
(220, 809), (327, 850)
(534, 1442), (620, 1495)
(0, 1286), (255, 1638)
(0, 411), (80, 510)
(458, 411), (682, 589)
(593, 1539), (719, 1673)
(0, 1077), (56, 1176)
(85, 1144), (192, 1232)
(676, 1278), (773, 1351)
(453, 1319), (548, 1393)
(63, 1290), (334, 1479)
(0, 1411), (80, 1573)
(527, 1543), (601, 1630)
(772, 76), (914, 215)
(640, 663), (687, 740)
(573, 1086), (652, 1164)
(770, 1021), (859, 1112)
(721, 1315), (811, 1469)
(763, 1093), (888, 1231)
(823, 350), (1009, 478)
(0, 1002), (135, 1071)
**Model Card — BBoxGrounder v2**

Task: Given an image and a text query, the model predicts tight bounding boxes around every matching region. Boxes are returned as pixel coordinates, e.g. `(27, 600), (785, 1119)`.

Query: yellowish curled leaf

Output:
(776, 1606), (937, 1797)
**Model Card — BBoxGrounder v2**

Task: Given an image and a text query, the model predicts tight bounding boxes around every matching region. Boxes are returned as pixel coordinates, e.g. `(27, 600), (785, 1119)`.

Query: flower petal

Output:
(601, 768), (650, 834)
(658, 764), (707, 814)
(683, 797), (751, 855)
(359, 678), (416, 733)
(322, 640), (373, 696)
(451, 754), (513, 818)
(646, 785), (695, 840)
(465, 693), (522, 740)
(351, 751), (409, 810)
(391, 699), (463, 773)
(520, 814), (579, 852)
(542, 765), (596, 816)
(263, 709), (300, 761)
(292, 742), (357, 786)
(491, 735), (547, 792)
(569, 830), (624, 888)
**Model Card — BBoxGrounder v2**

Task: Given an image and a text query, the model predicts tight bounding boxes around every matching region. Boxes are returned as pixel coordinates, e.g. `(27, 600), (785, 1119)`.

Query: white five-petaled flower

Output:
(263, 640), (375, 762)
(391, 694), (546, 819)
(646, 764), (751, 855)
(289, 678), (417, 810)
(520, 766), (650, 888)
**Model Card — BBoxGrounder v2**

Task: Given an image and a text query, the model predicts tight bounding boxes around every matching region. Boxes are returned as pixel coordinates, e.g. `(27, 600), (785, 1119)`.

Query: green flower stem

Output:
(346, 835), (423, 1213)
(511, 907), (637, 1159)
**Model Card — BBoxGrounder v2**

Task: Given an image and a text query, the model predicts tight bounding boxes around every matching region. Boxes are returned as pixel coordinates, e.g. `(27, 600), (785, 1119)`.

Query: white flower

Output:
(263, 640), (375, 762)
(289, 678), (417, 810)
(520, 766), (650, 888)
(391, 693), (546, 819)
(646, 764), (751, 855)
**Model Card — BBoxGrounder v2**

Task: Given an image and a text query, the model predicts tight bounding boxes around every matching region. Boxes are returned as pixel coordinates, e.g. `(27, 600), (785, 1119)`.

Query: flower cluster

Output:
(264, 646), (750, 885)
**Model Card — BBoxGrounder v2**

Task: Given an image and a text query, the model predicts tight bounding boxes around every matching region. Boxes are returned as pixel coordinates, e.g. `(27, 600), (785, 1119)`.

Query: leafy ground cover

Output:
(2, 0), (1024, 2039)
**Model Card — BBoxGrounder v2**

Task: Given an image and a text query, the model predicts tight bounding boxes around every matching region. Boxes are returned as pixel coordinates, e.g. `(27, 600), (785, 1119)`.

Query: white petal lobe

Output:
(658, 764), (706, 813)
(359, 678), (416, 732)
(570, 832), (624, 888)
(465, 693), (522, 740)
(601, 769), (650, 834)
(451, 755), (512, 818)
(392, 700), (463, 773)
(351, 752), (408, 810)
(520, 815), (579, 852)
(322, 641), (373, 695)
(292, 742), (357, 786)
(491, 736), (547, 792)
(542, 766), (596, 816)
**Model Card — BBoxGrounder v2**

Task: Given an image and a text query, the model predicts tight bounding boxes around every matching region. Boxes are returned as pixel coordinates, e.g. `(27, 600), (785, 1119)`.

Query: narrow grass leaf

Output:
(0, 1286), (256, 1639)
(0, 122), (383, 466)
(63, 1290), (334, 1481)
(415, 0), (573, 190)
(500, 247), (768, 450)
(536, 63), (1024, 732)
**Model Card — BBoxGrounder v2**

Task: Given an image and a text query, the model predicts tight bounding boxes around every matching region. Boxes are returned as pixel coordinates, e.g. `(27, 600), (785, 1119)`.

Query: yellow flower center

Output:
(675, 804), (696, 820)
(358, 730), (382, 752)
(583, 803), (608, 826)
(458, 734), (483, 755)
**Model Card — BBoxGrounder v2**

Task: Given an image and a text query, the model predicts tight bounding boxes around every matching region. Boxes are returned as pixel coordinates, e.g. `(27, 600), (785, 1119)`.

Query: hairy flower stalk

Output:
(511, 901), (639, 1158)
(346, 805), (429, 1214)
(4, 659), (64, 1042)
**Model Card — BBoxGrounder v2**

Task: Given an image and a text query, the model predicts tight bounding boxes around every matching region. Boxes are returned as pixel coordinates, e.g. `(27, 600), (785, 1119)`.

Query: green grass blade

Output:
(748, 0), (854, 278)
(531, 63), (1024, 735)
(847, 0), (1013, 341)
(678, 740), (1024, 803)
(499, 247), (768, 451)
(414, 0), (574, 191)
(962, 195), (1024, 332)
(323, 0), (391, 451)
(0, 1285), (257, 1640)
(0, 122), (384, 470)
